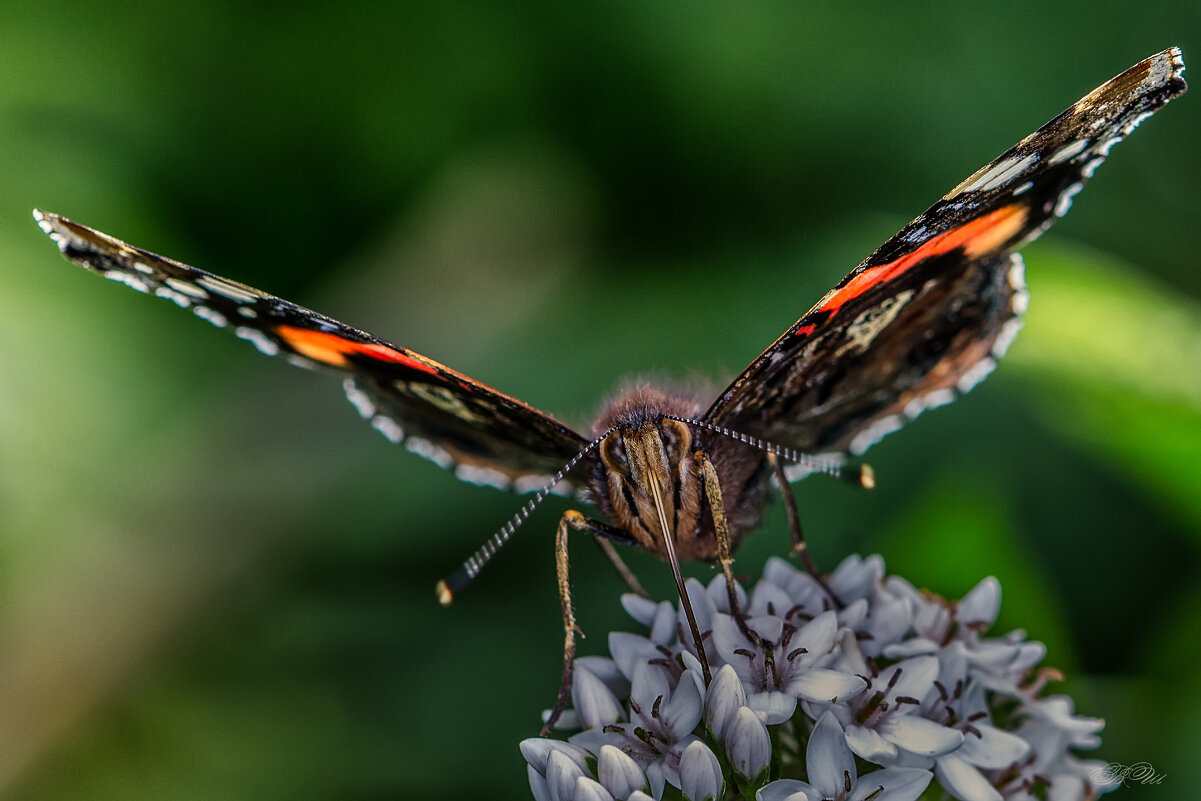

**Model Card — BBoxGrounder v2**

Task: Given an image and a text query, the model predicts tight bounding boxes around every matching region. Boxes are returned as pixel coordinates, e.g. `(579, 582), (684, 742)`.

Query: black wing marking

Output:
(704, 48), (1186, 465)
(35, 211), (589, 492)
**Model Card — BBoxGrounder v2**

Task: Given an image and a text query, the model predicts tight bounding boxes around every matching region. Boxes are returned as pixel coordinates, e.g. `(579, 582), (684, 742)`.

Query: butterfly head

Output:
(595, 415), (710, 560)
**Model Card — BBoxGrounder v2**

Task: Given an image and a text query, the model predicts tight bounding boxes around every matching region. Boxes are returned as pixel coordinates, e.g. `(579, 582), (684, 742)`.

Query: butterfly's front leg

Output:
(544, 510), (641, 736)
(766, 452), (822, 580)
(693, 450), (743, 619)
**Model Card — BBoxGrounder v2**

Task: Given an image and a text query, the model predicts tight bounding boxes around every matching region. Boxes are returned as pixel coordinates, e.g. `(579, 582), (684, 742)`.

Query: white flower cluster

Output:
(522, 554), (1112, 801)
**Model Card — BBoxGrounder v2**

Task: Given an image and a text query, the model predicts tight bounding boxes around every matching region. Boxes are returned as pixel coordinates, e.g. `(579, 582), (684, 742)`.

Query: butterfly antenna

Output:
(664, 416), (874, 489)
(436, 427), (618, 605)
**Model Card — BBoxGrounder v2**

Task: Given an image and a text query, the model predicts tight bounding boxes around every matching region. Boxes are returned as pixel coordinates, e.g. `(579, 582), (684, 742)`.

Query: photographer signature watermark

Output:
(1090, 761), (1166, 788)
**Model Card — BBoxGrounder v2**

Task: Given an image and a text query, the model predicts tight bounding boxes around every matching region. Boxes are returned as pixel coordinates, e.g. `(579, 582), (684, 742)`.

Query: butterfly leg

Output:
(593, 536), (650, 598)
(767, 452), (822, 580)
(694, 450), (743, 618)
(544, 509), (640, 735)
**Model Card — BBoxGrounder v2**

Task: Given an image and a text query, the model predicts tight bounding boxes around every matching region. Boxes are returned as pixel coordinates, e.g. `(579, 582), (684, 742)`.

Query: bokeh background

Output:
(1, 3), (1198, 798)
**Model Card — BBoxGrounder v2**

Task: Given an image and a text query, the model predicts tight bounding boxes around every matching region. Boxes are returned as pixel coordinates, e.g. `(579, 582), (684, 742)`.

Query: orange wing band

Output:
(808, 204), (1029, 324)
(275, 325), (440, 376)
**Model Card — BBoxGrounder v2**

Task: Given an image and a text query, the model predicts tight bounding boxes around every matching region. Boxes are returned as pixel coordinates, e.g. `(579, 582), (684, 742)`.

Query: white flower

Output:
(757, 711), (933, 801)
(827, 653), (963, 763)
(679, 740), (725, 801)
(521, 554), (1114, 801)
(710, 609), (866, 724)
(597, 745), (650, 800)
(725, 705), (771, 782)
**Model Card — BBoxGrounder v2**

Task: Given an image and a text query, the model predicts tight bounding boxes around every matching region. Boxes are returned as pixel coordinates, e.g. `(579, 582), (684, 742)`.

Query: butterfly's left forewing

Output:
(35, 211), (589, 492)
(705, 48), (1186, 462)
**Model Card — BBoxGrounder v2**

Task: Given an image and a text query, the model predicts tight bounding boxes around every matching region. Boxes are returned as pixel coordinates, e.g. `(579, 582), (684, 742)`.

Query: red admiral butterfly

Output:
(35, 48), (1185, 733)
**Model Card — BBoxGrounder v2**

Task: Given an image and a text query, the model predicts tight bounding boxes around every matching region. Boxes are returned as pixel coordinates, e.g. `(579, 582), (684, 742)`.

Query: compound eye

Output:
(661, 418), (692, 467)
(601, 434), (631, 476)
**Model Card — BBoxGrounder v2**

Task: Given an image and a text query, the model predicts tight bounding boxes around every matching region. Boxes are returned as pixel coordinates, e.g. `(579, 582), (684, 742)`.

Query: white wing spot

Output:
(34, 213), (55, 236)
(782, 452), (845, 483)
(1081, 157), (1105, 178)
(1012, 181), (1034, 196)
(951, 152), (1039, 197)
(237, 306), (258, 318)
(196, 275), (261, 303)
(1096, 134), (1125, 158)
(235, 326), (280, 356)
(132, 261), (155, 275)
(193, 306), (228, 328)
(849, 415), (904, 456)
(165, 277), (209, 299)
(956, 356), (997, 393)
(1047, 138), (1089, 165)
(154, 286), (193, 308)
(406, 436), (455, 470)
(903, 388), (957, 421)
(1127, 110), (1155, 132)
(342, 380), (376, 419)
(1007, 255), (1027, 292)
(455, 463), (512, 491)
(371, 415), (405, 444)
(1053, 181), (1084, 217)
(992, 316), (1025, 358)
(514, 474), (556, 494)
(104, 270), (150, 293)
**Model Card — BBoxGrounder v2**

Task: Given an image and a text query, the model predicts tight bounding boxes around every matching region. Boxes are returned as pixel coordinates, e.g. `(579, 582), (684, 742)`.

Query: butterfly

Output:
(36, 48), (1186, 733)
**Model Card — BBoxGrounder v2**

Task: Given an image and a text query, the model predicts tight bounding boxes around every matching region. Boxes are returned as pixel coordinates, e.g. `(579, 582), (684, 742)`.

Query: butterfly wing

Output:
(704, 48), (1186, 465)
(35, 211), (589, 492)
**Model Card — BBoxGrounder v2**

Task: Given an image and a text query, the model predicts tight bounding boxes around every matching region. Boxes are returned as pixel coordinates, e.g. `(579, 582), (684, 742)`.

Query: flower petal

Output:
(679, 740), (725, 801)
(629, 661), (672, 712)
(749, 576), (795, 617)
(609, 632), (659, 681)
(679, 577), (717, 633)
(597, 744), (648, 800)
(959, 723), (1030, 769)
(784, 667), (866, 703)
(880, 655), (939, 700)
(934, 754), (1002, 801)
(879, 716), (964, 757)
(574, 777), (617, 801)
(574, 665), (623, 730)
(958, 577), (1001, 629)
(791, 610), (839, 666)
(621, 594), (660, 627)
(650, 598), (679, 645)
(849, 767), (934, 801)
(661, 669), (705, 740)
(881, 637), (939, 659)
(528, 764), (553, 801)
(707, 572), (747, 614)
(829, 553), (885, 603)
(520, 739), (591, 775)
(710, 613), (752, 671)
(746, 614), (784, 644)
(546, 749), (587, 801)
(806, 711), (855, 798)
(575, 656), (629, 698)
(747, 690), (797, 725)
(756, 779), (819, 801)
(704, 663), (747, 740)
(846, 723), (899, 763)
(724, 706), (772, 781)
(1047, 774), (1087, 801)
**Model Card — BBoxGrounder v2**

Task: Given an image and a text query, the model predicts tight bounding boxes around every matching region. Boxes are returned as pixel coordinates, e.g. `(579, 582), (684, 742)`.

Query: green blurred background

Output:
(1, 3), (1198, 798)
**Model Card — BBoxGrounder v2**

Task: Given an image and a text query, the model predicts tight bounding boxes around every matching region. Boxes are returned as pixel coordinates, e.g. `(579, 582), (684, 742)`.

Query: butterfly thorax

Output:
(588, 385), (771, 562)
